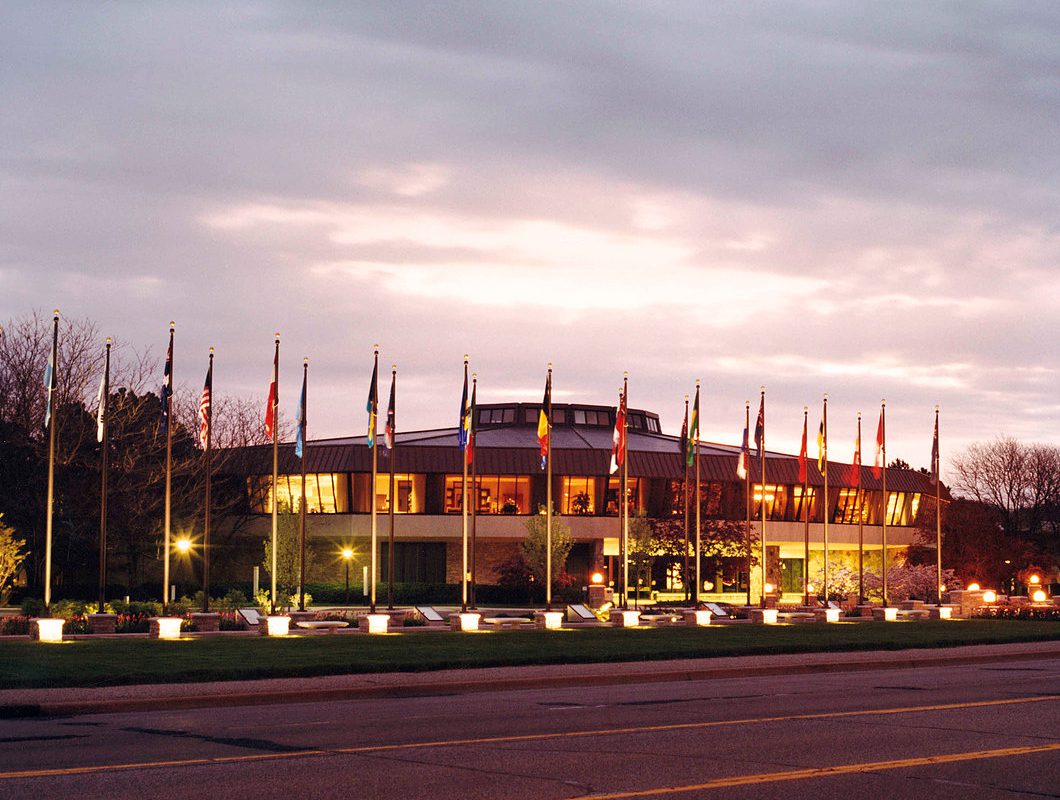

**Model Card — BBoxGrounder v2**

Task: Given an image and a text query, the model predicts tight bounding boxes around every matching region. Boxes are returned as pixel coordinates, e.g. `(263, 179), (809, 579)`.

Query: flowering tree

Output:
(0, 515), (28, 604)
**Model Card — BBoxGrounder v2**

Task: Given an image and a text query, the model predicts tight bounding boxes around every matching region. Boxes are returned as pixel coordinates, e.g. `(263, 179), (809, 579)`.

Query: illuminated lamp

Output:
(806, 583), (815, 594)
(881, 607), (898, 621)
(684, 609), (712, 626)
(538, 611), (564, 630)
(610, 609), (641, 627)
(590, 572), (604, 585)
(982, 590), (997, 603)
(175, 537), (192, 555)
(759, 609), (779, 624)
(1029, 574), (1041, 585)
(1032, 590), (1047, 603)
(702, 581), (714, 591)
(821, 608), (841, 623)
(265, 616), (291, 636)
(455, 612), (481, 631)
(34, 618), (64, 643)
(764, 582), (775, 594)
(363, 613), (390, 634)
(966, 582), (981, 592)
(155, 617), (182, 640)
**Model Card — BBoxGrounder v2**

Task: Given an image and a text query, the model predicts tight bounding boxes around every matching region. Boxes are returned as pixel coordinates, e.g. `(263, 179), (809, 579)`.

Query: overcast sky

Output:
(3, 2), (1058, 473)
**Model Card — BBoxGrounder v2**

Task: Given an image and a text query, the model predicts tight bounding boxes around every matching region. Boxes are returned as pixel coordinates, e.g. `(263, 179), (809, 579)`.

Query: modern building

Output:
(224, 401), (944, 603)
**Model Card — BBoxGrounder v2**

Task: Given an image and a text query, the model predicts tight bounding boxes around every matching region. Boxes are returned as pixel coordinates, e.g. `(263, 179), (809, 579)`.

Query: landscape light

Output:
(341, 548), (354, 560)
(156, 617), (182, 640)
(590, 572), (604, 585)
(764, 582), (775, 594)
(982, 590), (997, 603)
(966, 582), (980, 591)
(1029, 574), (1041, 585)
(266, 616), (290, 636)
(35, 618), (64, 643)
(175, 537), (192, 555)
(1032, 590), (1047, 603)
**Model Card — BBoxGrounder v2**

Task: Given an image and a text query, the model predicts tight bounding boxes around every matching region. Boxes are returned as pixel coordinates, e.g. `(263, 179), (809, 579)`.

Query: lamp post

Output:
(342, 548), (354, 606)
(174, 536), (191, 598)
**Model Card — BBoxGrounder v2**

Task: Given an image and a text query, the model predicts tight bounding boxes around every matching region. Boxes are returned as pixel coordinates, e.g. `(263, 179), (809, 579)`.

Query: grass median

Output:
(2, 619), (1058, 690)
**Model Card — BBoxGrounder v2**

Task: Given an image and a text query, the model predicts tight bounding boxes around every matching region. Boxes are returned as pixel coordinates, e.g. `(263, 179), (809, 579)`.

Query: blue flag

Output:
(295, 369), (307, 459)
(43, 348), (56, 429)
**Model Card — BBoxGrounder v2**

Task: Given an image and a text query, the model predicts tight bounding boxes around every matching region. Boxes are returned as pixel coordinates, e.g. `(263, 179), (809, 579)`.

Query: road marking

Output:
(569, 743), (1060, 799)
(1, 694), (1056, 780)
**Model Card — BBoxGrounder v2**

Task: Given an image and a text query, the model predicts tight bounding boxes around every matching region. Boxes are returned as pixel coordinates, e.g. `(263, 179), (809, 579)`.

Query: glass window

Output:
(605, 477), (641, 515)
(248, 473), (350, 514)
(444, 475), (531, 514)
(752, 484), (780, 519)
(552, 409), (566, 425)
(646, 417), (659, 433)
(573, 410), (586, 425)
(524, 408), (539, 425)
(561, 476), (596, 514)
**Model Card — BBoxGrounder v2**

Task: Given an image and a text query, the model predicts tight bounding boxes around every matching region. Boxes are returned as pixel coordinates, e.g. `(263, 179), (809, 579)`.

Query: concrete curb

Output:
(4, 640), (1059, 718)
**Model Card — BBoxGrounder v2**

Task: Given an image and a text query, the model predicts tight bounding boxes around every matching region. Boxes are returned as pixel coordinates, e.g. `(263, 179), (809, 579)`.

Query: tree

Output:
(0, 515), (28, 604)
(262, 503), (314, 608)
(521, 509), (573, 589)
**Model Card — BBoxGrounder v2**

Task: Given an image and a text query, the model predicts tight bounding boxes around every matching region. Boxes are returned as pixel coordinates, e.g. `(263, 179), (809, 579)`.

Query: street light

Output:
(175, 537), (192, 555)
(342, 548), (354, 605)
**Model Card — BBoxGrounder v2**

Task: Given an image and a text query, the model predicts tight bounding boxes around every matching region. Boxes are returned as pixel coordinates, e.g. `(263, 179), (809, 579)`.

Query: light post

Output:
(342, 548), (354, 606)
(174, 536), (191, 599)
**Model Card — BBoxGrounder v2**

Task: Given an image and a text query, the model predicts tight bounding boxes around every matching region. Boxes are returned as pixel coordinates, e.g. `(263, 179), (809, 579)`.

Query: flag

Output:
(264, 347), (277, 439)
(466, 380), (476, 466)
(850, 426), (862, 485)
(199, 361), (213, 450)
(96, 372), (106, 444)
(43, 346), (56, 429)
(754, 395), (764, 457)
(160, 338), (172, 435)
(686, 385), (699, 467)
(679, 399), (688, 464)
(366, 357), (378, 449)
(798, 416), (808, 484)
(736, 425), (749, 480)
(930, 413), (939, 485)
(457, 363), (470, 451)
(816, 419), (826, 476)
(384, 371), (396, 452)
(536, 372), (550, 470)
(872, 408), (885, 479)
(294, 367), (306, 459)
(610, 390), (627, 475)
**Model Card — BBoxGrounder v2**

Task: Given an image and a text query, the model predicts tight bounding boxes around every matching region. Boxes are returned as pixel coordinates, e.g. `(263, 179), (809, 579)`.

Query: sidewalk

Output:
(3, 640), (1058, 718)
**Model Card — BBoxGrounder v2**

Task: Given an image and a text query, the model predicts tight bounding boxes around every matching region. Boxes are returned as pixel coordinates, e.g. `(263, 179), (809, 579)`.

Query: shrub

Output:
(0, 615), (30, 635)
(973, 606), (1060, 621)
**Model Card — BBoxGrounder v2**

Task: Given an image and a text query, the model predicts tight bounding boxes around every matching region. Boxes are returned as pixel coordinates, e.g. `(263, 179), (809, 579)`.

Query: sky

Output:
(2, 2), (1058, 475)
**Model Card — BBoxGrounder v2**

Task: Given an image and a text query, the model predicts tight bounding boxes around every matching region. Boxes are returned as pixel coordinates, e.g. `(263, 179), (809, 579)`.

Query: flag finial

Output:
(105, 336), (112, 345)
(881, 398), (886, 407)
(392, 363), (397, 372)
(274, 331), (280, 341)
(684, 394), (688, 401)
(303, 356), (308, 365)
(935, 404), (940, 412)
(695, 378), (701, 387)
(823, 392), (828, 400)
(472, 372), (477, 380)
(858, 410), (862, 419)
(373, 344), (379, 354)
(209, 346), (214, 355)
(804, 405), (808, 413)
(547, 361), (552, 370)
(53, 309), (60, 318)
(623, 370), (628, 379)
(169, 320), (175, 331)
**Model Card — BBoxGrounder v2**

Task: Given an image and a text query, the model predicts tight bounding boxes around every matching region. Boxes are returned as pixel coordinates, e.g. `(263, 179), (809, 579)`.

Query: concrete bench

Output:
(895, 608), (931, 620)
(640, 613), (681, 626)
(777, 611), (816, 623)
(482, 617), (533, 629)
(296, 620), (349, 631)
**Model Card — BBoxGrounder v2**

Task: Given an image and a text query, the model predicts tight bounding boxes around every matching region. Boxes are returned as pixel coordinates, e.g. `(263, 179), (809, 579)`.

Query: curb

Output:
(5, 642), (1059, 718)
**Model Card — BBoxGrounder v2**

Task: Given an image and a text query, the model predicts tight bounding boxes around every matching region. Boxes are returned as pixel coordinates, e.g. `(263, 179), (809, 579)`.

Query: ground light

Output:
(266, 616), (291, 636)
(34, 618), (64, 642)
(1032, 590), (1047, 603)
(537, 611), (563, 629)
(175, 536), (192, 555)
(983, 590), (998, 603)
(363, 614), (390, 634)
(155, 617), (182, 640)
(966, 582), (981, 591)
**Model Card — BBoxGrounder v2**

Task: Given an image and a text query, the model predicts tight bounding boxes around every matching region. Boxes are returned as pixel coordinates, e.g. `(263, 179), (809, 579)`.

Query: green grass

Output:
(1, 620), (1057, 690)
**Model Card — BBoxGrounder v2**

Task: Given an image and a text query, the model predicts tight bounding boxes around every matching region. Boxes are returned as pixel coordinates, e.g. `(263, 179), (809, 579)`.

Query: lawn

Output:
(1, 620), (1057, 690)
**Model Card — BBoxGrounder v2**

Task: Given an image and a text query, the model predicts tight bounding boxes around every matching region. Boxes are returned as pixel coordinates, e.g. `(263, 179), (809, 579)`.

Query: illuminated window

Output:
(350, 473), (425, 513)
(444, 475), (531, 514)
(605, 478), (641, 515)
(248, 473), (350, 514)
(791, 485), (816, 521)
(561, 476), (596, 514)
(834, 488), (870, 524)
(751, 484), (780, 519)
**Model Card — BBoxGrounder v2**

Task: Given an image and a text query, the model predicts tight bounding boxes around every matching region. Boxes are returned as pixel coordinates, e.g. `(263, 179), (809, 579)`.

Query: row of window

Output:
(475, 406), (661, 432)
(248, 473), (919, 526)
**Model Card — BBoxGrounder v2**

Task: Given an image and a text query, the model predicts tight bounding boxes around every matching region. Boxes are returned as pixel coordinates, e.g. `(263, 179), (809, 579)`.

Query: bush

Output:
(0, 615), (30, 635)
(973, 606), (1060, 621)
(20, 597), (46, 617)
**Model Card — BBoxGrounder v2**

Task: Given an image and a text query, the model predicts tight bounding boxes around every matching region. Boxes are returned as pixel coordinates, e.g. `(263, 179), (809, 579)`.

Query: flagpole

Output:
(163, 321), (174, 614)
(880, 399), (888, 606)
(682, 394), (690, 603)
(802, 406), (809, 606)
(545, 364), (554, 612)
(370, 346), (379, 615)
(98, 337), (111, 613)
(822, 393), (829, 602)
(388, 364), (397, 611)
(857, 412), (864, 603)
(622, 374), (631, 610)
(203, 348), (214, 614)
(44, 310), (59, 612)
(270, 333), (279, 615)
(934, 405), (942, 606)
(744, 400), (751, 608)
(693, 379), (700, 606)
(469, 372), (478, 610)
(298, 356), (307, 612)
(461, 355), (469, 613)
(759, 387), (767, 608)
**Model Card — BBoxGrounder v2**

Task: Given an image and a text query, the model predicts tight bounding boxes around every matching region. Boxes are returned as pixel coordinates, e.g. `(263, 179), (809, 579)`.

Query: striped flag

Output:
(686, 385), (699, 467)
(96, 372), (106, 443)
(609, 390), (626, 475)
(160, 337), (172, 435)
(199, 361), (213, 450)
(798, 415), (808, 484)
(264, 347), (277, 439)
(366, 356), (378, 449)
(536, 372), (550, 470)
(872, 408), (885, 479)
(850, 425), (862, 485)
(816, 419), (826, 476)
(753, 395), (764, 458)
(384, 370), (396, 451)
(736, 425), (749, 480)
(930, 412), (939, 485)
(466, 378), (476, 466)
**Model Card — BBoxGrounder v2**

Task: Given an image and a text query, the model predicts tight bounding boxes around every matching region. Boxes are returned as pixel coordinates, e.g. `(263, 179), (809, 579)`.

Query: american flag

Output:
(198, 361), (212, 449)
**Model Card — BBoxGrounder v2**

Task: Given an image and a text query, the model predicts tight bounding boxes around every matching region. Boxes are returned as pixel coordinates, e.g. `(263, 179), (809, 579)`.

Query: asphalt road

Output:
(1, 656), (1057, 799)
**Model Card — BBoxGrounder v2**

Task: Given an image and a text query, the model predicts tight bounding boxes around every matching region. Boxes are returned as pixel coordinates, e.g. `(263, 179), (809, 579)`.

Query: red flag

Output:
(610, 390), (627, 475)
(797, 415), (808, 484)
(198, 361), (212, 449)
(850, 426), (861, 485)
(872, 408), (884, 479)
(264, 348), (277, 439)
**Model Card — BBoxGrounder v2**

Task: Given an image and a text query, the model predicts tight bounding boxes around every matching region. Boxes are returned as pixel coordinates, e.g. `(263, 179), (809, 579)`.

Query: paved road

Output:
(1, 656), (1057, 799)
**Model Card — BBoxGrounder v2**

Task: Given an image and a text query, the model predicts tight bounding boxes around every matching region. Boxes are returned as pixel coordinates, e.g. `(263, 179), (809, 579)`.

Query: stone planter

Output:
(87, 613), (117, 634)
(190, 612), (220, 632)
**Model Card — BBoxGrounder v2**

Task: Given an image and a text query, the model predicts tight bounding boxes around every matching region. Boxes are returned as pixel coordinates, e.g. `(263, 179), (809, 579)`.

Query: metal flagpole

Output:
(880, 399), (888, 606)
(44, 310), (59, 612)
(387, 364), (397, 611)
(693, 380), (700, 606)
(622, 374), (630, 610)
(203, 348), (214, 614)
(163, 321), (174, 613)
(461, 355), (469, 613)
(744, 400), (751, 608)
(759, 387), (767, 607)
(682, 394), (690, 603)
(470, 373), (478, 610)
(270, 333), (279, 615)
(545, 364), (554, 612)
(822, 393), (829, 602)
(857, 412), (864, 603)
(98, 337), (111, 613)
(298, 357), (307, 612)
(934, 405), (942, 606)
(802, 406), (809, 607)
(370, 346), (379, 614)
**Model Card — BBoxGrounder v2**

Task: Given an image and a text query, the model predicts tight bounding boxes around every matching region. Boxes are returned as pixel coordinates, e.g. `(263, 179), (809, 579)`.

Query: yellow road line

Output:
(1, 694), (1056, 781)
(570, 742), (1060, 799)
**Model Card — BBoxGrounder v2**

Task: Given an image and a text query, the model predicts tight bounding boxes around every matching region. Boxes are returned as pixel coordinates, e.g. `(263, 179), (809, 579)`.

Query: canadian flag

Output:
(610, 391), (627, 475)
(264, 348), (277, 439)
(872, 408), (885, 479)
